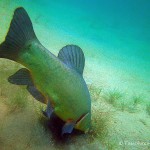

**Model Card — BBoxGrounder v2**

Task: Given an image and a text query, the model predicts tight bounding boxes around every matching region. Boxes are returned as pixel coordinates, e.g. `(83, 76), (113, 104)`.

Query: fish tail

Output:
(0, 7), (37, 61)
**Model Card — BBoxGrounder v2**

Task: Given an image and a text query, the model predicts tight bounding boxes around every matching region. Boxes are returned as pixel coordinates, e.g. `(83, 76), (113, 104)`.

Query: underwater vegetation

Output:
(0, 61), (150, 150)
(146, 104), (150, 116)
(102, 89), (147, 113)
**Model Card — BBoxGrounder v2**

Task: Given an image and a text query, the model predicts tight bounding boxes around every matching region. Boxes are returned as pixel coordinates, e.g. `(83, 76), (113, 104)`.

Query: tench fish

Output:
(0, 7), (91, 135)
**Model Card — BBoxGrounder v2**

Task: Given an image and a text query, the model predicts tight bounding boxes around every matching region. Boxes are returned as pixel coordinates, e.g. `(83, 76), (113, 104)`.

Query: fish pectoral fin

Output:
(8, 68), (32, 85)
(62, 120), (75, 135)
(58, 45), (85, 75)
(8, 68), (46, 104)
(42, 100), (54, 119)
(27, 85), (46, 103)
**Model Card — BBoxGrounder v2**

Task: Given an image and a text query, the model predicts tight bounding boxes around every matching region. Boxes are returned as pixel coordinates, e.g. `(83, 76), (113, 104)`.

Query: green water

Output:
(0, 0), (150, 150)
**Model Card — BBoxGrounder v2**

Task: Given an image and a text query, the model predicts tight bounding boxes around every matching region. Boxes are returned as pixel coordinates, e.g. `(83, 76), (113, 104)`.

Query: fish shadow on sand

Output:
(39, 113), (84, 144)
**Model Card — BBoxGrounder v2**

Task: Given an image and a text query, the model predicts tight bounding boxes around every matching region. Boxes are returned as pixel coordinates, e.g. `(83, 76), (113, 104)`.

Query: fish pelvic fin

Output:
(42, 100), (54, 118)
(0, 7), (37, 61)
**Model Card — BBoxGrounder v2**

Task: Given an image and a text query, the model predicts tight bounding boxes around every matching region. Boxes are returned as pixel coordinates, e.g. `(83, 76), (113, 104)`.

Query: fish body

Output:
(21, 41), (91, 125)
(0, 8), (91, 134)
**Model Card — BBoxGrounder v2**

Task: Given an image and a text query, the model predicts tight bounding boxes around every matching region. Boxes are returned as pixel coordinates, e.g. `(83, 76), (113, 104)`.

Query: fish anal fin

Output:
(42, 100), (54, 118)
(27, 85), (46, 104)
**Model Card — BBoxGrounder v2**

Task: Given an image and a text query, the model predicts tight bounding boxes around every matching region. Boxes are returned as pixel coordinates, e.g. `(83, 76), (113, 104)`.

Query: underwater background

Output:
(0, 0), (150, 149)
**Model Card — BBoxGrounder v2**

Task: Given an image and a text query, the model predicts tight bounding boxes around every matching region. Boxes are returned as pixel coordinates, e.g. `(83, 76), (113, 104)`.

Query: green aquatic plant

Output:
(117, 101), (129, 112)
(139, 119), (147, 126)
(126, 96), (144, 113)
(91, 111), (112, 142)
(103, 90), (146, 113)
(103, 90), (123, 108)
(88, 84), (102, 101)
(132, 95), (144, 106)
(146, 104), (150, 116)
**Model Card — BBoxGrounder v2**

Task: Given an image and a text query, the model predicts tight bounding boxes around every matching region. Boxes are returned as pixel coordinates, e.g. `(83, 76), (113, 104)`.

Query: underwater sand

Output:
(0, 0), (150, 150)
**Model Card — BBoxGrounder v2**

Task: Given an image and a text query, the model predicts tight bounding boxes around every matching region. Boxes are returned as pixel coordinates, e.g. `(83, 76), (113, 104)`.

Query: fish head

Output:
(75, 112), (91, 133)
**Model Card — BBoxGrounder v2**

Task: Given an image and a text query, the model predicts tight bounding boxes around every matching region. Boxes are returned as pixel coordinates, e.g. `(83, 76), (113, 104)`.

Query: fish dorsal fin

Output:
(8, 68), (32, 85)
(58, 45), (85, 75)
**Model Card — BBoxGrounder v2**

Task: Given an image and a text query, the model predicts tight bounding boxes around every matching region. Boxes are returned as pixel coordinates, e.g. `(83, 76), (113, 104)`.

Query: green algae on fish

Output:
(0, 7), (91, 135)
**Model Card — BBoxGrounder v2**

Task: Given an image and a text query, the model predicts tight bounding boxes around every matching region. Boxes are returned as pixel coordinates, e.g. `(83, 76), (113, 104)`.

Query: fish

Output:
(0, 7), (91, 135)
